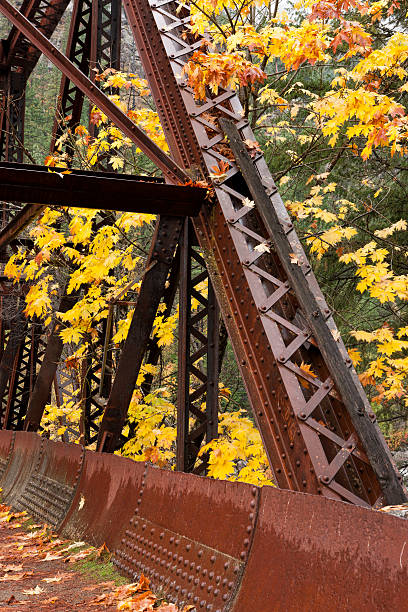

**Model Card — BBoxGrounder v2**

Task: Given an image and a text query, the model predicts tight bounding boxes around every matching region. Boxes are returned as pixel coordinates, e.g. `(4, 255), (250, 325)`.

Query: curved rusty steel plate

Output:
(0, 429), (15, 480)
(15, 438), (85, 528)
(233, 485), (408, 611)
(59, 450), (146, 550)
(0, 430), (408, 612)
(0, 431), (43, 504)
(113, 466), (259, 611)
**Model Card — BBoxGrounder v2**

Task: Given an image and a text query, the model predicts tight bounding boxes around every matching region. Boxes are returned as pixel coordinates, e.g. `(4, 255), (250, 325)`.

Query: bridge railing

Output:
(0, 430), (407, 611)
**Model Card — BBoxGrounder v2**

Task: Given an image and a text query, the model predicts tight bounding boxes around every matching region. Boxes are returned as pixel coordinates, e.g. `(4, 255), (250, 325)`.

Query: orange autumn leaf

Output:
(299, 362), (318, 389)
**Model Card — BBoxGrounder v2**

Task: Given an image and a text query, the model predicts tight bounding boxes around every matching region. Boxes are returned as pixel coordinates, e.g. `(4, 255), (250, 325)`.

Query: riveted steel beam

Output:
(223, 118), (406, 506)
(177, 219), (219, 473)
(0, 202), (44, 251)
(24, 294), (78, 432)
(0, 162), (206, 215)
(0, 0), (189, 183)
(0, 314), (26, 419)
(97, 216), (184, 452)
(122, 0), (406, 506)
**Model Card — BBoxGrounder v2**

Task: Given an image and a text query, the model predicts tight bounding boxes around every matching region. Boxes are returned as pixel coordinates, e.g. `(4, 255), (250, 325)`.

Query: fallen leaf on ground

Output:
(65, 547), (94, 562)
(96, 542), (109, 557)
(3, 563), (23, 572)
(42, 574), (63, 583)
(41, 551), (63, 561)
(118, 595), (155, 611)
(58, 540), (85, 554)
(41, 597), (59, 604)
(0, 571), (33, 581)
(22, 584), (43, 595)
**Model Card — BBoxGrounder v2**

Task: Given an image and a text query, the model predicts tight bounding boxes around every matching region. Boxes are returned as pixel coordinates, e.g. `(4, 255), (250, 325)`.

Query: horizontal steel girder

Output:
(0, 162), (205, 216)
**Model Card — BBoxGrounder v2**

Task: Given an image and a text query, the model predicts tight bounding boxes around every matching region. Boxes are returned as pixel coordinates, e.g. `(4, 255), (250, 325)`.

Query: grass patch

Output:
(2, 504), (128, 587)
(72, 549), (127, 586)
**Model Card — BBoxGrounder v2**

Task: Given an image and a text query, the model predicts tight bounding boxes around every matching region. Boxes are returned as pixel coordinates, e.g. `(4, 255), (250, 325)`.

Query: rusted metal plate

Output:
(114, 466), (259, 611)
(233, 485), (408, 611)
(0, 429), (14, 479)
(59, 450), (146, 550)
(1, 431), (408, 611)
(0, 431), (43, 504)
(14, 438), (85, 528)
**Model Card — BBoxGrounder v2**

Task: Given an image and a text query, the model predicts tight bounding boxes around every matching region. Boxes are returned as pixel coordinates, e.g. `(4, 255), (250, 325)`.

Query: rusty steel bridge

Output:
(0, 0), (406, 609)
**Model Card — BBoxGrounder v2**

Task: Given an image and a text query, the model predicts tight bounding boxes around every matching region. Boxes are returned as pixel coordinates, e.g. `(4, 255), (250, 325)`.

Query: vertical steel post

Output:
(177, 220), (219, 473)
(0, 69), (25, 227)
(24, 294), (78, 432)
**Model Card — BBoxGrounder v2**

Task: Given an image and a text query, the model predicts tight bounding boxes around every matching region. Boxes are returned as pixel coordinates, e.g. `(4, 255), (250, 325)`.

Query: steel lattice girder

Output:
(177, 219), (219, 473)
(51, 0), (121, 147)
(114, 0), (405, 506)
(0, 0), (187, 183)
(0, 0), (405, 506)
(0, 0), (71, 74)
(24, 293), (77, 432)
(0, 70), (25, 163)
(0, 0), (72, 164)
(96, 216), (185, 452)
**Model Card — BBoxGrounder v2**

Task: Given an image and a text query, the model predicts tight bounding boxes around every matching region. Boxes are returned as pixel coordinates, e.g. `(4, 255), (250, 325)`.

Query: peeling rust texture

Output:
(0, 431), (408, 610)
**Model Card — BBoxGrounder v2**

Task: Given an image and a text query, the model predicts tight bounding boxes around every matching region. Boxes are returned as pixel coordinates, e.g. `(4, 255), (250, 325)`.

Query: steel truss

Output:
(177, 219), (219, 474)
(0, 0), (405, 509)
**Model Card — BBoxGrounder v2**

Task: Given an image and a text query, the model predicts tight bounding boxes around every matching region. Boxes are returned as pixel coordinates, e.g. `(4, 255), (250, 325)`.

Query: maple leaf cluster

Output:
(92, 574), (192, 611)
(182, 50), (266, 100)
